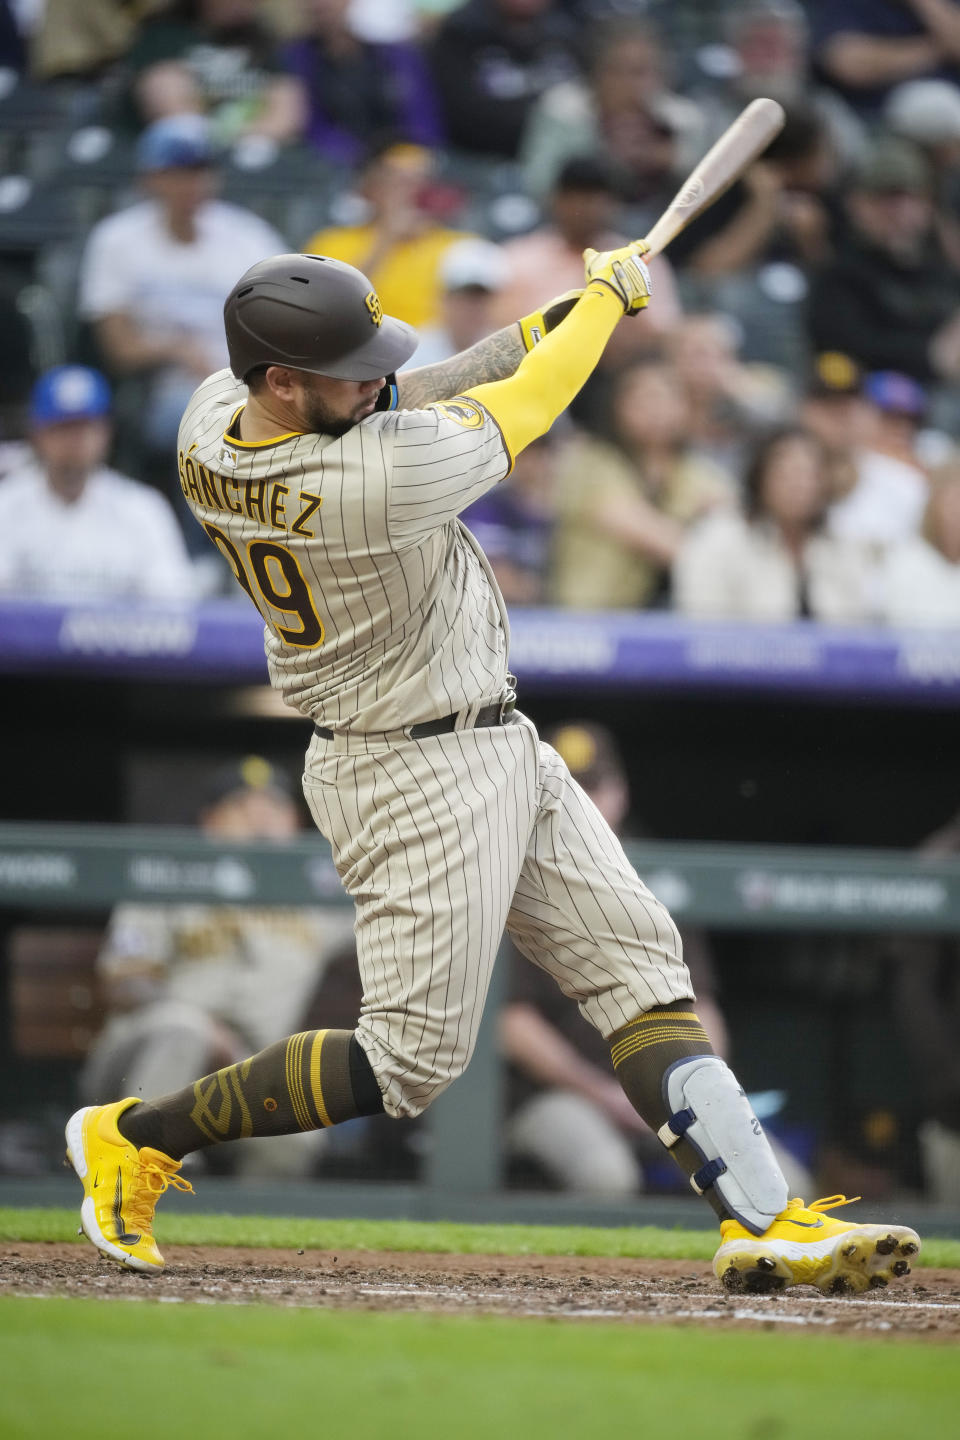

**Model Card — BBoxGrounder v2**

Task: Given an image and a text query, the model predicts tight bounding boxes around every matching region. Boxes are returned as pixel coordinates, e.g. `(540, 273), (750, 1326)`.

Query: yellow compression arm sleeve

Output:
(464, 283), (624, 462)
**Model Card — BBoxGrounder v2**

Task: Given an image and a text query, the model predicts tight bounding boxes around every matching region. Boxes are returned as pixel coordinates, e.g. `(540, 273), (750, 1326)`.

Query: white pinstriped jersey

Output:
(177, 376), (691, 1125)
(177, 369), (513, 731)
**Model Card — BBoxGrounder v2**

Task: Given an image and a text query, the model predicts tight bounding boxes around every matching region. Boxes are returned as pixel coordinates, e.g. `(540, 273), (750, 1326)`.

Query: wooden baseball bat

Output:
(641, 98), (786, 259)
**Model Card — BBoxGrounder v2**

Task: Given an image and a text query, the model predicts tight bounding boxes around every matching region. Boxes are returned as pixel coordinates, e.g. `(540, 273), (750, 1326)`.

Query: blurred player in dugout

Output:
(81, 756), (354, 1178)
(502, 721), (814, 1199)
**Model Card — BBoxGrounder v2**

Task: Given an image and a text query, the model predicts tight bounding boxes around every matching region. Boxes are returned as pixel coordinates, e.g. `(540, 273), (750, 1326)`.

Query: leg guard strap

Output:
(657, 1107), (696, 1147)
(691, 1157), (727, 1195)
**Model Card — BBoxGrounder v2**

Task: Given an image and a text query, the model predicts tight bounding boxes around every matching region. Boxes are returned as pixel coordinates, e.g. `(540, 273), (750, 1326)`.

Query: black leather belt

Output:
(314, 695), (516, 743)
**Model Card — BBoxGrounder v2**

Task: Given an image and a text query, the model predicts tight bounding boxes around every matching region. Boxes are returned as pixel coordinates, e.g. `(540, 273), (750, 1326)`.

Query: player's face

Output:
(294, 372), (385, 437)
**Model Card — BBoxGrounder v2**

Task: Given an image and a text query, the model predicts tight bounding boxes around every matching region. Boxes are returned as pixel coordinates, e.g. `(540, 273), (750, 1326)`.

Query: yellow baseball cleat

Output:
(713, 1195), (921, 1296)
(65, 1099), (193, 1274)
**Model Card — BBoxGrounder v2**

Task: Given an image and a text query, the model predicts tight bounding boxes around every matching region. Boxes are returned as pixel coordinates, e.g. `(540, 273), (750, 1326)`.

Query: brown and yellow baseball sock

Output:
(609, 1001), (733, 1222)
(116, 1029), (384, 1160)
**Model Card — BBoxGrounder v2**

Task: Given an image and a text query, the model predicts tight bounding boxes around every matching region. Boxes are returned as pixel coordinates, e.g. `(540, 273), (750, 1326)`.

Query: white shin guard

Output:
(658, 1055), (788, 1235)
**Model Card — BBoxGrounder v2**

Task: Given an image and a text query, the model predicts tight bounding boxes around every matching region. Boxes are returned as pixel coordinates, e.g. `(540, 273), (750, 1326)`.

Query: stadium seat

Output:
(33, 236), (88, 358)
(0, 72), (97, 182)
(0, 174), (76, 257)
(51, 125), (139, 230)
(15, 275), (66, 372)
(438, 152), (542, 240)
(220, 142), (336, 240)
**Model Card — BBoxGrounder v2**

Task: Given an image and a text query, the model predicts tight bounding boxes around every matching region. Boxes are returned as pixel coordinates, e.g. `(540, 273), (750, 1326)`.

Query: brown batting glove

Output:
(583, 240), (652, 316)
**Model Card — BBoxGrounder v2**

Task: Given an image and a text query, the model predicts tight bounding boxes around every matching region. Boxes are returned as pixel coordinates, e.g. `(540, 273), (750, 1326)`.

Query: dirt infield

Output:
(3, 1243), (960, 1338)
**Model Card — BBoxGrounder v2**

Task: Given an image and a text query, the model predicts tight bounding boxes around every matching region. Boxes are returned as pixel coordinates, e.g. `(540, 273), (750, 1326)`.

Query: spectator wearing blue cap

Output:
(863, 370), (931, 470)
(0, 366), (194, 601)
(76, 114), (285, 497)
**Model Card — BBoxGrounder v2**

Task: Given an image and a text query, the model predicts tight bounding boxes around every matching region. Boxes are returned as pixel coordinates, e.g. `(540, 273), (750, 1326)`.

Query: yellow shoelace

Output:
(791, 1194), (862, 1214)
(126, 1159), (194, 1233)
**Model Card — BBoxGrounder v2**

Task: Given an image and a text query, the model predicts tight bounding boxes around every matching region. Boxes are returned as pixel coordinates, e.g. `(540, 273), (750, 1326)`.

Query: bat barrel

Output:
(642, 97), (786, 259)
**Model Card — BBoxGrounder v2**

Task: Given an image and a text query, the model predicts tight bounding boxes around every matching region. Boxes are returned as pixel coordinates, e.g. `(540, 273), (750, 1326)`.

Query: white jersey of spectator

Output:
(78, 199), (285, 374)
(0, 440), (31, 482)
(880, 536), (960, 626)
(673, 510), (874, 623)
(826, 449), (928, 548)
(0, 462), (194, 599)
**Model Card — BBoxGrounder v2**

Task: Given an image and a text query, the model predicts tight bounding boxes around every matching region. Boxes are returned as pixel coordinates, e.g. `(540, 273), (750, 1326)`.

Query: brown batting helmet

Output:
(223, 253), (419, 382)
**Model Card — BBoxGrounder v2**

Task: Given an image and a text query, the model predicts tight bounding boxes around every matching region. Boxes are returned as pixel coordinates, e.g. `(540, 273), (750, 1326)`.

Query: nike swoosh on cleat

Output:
(788, 1218), (825, 1229)
(112, 1170), (141, 1247)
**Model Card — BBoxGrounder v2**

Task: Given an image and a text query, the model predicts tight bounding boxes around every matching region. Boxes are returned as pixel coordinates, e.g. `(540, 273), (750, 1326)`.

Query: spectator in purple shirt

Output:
(282, 0), (443, 164)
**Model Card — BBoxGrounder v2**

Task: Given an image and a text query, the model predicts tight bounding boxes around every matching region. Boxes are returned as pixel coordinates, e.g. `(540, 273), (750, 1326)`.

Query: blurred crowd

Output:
(3, 1), (960, 621)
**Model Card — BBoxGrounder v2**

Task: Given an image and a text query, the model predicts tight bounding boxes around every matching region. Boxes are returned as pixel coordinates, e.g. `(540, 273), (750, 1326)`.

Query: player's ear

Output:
(264, 365), (298, 401)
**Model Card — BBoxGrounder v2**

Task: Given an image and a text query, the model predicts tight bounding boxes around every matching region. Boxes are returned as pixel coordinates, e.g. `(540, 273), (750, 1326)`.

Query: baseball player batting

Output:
(66, 241), (919, 1296)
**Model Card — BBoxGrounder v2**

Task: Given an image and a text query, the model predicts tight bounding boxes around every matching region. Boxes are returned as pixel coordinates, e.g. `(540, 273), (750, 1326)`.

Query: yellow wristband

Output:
(517, 289), (584, 353)
(518, 311), (547, 352)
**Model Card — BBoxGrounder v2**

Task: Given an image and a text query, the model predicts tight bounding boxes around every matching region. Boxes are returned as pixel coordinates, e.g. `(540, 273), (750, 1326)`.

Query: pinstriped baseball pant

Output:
(302, 712), (692, 1118)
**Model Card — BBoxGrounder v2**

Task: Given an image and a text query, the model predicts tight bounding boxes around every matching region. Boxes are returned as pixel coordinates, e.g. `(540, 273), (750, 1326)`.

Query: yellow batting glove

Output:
(583, 240), (652, 316)
(517, 289), (584, 352)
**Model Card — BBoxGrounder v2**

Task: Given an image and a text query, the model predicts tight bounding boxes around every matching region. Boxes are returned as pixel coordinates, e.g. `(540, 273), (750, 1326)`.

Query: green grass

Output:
(1, 1296), (957, 1440)
(3, 1206), (959, 1267)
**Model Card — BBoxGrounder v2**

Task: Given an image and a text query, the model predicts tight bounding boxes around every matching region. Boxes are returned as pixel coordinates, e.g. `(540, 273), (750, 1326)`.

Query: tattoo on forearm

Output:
(397, 324), (526, 408)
